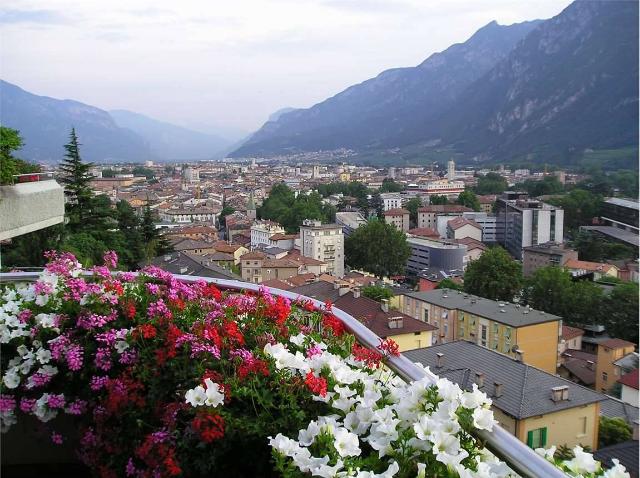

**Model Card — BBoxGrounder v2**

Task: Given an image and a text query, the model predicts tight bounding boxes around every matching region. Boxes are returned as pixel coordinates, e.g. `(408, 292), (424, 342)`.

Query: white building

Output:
(183, 167), (200, 182)
(380, 192), (403, 211)
(447, 160), (455, 181)
(159, 207), (218, 225)
(300, 219), (344, 277)
(251, 221), (285, 249)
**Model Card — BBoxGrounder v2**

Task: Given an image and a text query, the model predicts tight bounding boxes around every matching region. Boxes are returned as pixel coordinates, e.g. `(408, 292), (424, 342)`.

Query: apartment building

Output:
(240, 251), (300, 284)
(495, 192), (564, 260)
(380, 192), (403, 211)
(401, 289), (562, 373)
(300, 220), (344, 277)
(417, 205), (471, 230)
(406, 342), (604, 450)
(250, 220), (285, 249)
(383, 208), (410, 232)
(446, 217), (482, 241)
(522, 243), (579, 277)
(595, 339), (637, 393)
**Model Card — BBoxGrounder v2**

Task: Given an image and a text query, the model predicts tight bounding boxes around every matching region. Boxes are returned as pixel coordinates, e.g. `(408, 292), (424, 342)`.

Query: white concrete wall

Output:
(0, 181), (65, 241)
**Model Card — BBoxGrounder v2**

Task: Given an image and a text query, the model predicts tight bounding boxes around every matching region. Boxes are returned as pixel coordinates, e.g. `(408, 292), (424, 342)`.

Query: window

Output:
(423, 309), (429, 322)
(526, 427), (547, 448)
(602, 372), (608, 382)
(579, 417), (587, 436)
(480, 325), (487, 347)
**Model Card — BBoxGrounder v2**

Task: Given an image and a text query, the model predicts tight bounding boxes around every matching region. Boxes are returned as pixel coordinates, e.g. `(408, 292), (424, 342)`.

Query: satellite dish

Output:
(511, 345), (520, 353)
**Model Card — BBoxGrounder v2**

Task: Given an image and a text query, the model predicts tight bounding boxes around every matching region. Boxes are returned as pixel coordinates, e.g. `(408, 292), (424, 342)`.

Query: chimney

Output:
(515, 349), (524, 362)
(381, 299), (389, 313)
(436, 352), (444, 368)
(353, 288), (360, 299)
(586, 360), (595, 371)
(551, 385), (569, 402)
(475, 372), (485, 388)
(334, 282), (340, 290)
(494, 382), (504, 398)
(339, 286), (350, 296)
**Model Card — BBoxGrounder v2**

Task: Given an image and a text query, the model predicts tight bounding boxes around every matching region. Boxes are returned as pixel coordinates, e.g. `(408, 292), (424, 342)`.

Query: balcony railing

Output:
(0, 271), (568, 478)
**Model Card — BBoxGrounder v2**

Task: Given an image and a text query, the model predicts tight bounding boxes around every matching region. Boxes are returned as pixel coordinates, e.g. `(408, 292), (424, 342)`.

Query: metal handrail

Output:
(0, 271), (567, 478)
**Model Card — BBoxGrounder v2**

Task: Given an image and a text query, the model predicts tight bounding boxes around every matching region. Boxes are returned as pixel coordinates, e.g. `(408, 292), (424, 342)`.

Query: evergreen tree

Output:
(140, 205), (172, 262)
(116, 201), (145, 267)
(58, 129), (95, 229)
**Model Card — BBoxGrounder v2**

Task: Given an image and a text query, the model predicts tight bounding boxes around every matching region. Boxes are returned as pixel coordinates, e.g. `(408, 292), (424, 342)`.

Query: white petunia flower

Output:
(472, 407), (496, 431)
(203, 378), (225, 407)
(565, 445), (600, 475)
(185, 385), (206, 407)
(334, 427), (361, 457)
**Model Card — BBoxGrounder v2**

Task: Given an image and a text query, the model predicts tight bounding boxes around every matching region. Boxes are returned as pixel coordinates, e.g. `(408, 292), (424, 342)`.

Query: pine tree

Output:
(58, 128), (95, 228)
(141, 204), (172, 262)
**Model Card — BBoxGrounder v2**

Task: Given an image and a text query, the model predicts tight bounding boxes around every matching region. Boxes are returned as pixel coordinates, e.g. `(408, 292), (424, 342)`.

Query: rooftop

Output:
(605, 197), (640, 211)
(447, 217), (481, 231)
(594, 441), (639, 478)
(562, 325), (585, 341)
(405, 341), (605, 419)
(600, 338), (636, 350)
(618, 369), (639, 390)
(580, 226), (639, 247)
(404, 289), (562, 328)
(383, 208), (409, 216)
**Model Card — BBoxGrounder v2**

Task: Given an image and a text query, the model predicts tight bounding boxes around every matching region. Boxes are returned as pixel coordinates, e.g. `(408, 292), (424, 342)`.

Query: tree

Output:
(515, 176), (564, 197)
(370, 192), (383, 219)
(604, 282), (639, 344)
(219, 204), (235, 223)
(405, 197), (422, 227)
(361, 285), (394, 302)
(436, 278), (463, 291)
(140, 205), (173, 263)
(429, 195), (448, 205)
(379, 178), (403, 193)
(475, 172), (508, 195)
(115, 201), (144, 268)
(345, 219), (411, 278)
(599, 417), (632, 448)
(463, 247), (522, 301)
(58, 128), (95, 229)
(457, 190), (480, 211)
(564, 281), (605, 326)
(0, 127), (38, 185)
(522, 266), (574, 317)
(572, 230), (636, 261)
(1, 225), (63, 268)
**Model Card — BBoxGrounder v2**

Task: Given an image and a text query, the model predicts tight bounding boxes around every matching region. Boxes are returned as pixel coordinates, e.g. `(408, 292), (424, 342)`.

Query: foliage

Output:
(522, 267), (575, 317)
(429, 194), (448, 205)
(457, 190), (480, 211)
(259, 183), (336, 233)
(436, 278), (464, 291)
(140, 205), (173, 263)
(345, 219), (411, 278)
(604, 282), (639, 344)
(370, 192), (383, 219)
(131, 166), (155, 179)
(404, 197), (422, 227)
(463, 247), (522, 302)
(547, 190), (603, 231)
(316, 181), (370, 209)
(219, 204), (236, 223)
(576, 168), (639, 198)
(58, 128), (95, 229)
(361, 285), (394, 302)
(515, 176), (564, 197)
(599, 417), (632, 448)
(0, 127), (39, 185)
(475, 173), (508, 195)
(0, 225), (64, 269)
(378, 178), (403, 193)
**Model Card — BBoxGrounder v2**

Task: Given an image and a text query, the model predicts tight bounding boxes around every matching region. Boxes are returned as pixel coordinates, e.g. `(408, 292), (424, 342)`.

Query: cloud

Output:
(0, 8), (67, 25)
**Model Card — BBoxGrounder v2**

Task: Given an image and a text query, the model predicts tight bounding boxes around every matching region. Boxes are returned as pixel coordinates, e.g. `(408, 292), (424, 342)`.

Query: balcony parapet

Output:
(0, 271), (569, 478)
(0, 179), (65, 241)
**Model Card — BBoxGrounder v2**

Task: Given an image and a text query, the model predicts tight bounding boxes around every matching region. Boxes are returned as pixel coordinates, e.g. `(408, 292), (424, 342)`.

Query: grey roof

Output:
(404, 290), (562, 328)
(290, 281), (342, 303)
(404, 341), (604, 419)
(147, 252), (240, 281)
(605, 197), (640, 211)
(614, 352), (639, 370)
(594, 441), (639, 478)
(580, 226), (639, 247)
(600, 396), (640, 425)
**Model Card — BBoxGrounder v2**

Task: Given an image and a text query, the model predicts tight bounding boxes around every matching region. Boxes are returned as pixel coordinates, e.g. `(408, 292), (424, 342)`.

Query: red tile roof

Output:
(562, 325), (585, 341)
(618, 369), (639, 390)
(447, 217), (481, 231)
(261, 279), (295, 291)
(383, 208), (409, 216)
(454, 237), (487, 251)
(408, 227), (440, 238)
(240, 251), (266, 261)
(600, 338), (636, 349)
(564, 259), (618, 273)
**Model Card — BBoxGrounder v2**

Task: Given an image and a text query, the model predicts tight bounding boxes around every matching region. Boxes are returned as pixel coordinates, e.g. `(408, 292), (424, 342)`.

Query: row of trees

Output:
(0, 127), (40, 184)
(462, 247), (639, 343)
(2, 128), (171, 270)
(258, 183), (336, 233)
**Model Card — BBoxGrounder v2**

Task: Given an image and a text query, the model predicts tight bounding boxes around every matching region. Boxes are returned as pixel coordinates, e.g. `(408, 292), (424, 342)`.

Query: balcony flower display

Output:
(0, 252), (629, 478)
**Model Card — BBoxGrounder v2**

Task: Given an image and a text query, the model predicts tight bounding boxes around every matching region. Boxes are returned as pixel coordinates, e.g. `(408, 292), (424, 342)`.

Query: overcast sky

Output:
(1, 0), (572, 139)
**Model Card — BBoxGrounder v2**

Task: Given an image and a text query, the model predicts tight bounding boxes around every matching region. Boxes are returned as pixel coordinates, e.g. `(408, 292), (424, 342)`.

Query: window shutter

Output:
(527, 431), (533, 448)
(541, 428), (547, 447)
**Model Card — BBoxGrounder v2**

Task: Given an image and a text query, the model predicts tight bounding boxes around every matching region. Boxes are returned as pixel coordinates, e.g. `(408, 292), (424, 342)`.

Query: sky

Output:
(1, 0), (572, 140)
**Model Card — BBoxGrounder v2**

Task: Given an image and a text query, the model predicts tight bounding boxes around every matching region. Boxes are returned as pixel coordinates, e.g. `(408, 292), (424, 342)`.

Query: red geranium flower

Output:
(192, 412), (225, 443)
(304, 371), (327, 397)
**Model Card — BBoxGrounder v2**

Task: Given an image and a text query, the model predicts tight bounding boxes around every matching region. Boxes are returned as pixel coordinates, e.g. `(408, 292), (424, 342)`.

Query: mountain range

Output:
(231, 0), (639, 166)
(0, 80), (233, 163)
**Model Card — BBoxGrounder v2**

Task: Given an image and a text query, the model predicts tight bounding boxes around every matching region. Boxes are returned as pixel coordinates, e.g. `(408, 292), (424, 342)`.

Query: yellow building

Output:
(595, 338), (637, 393)
(405, 341), (604, 450)
(402, 290), (561, 373)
